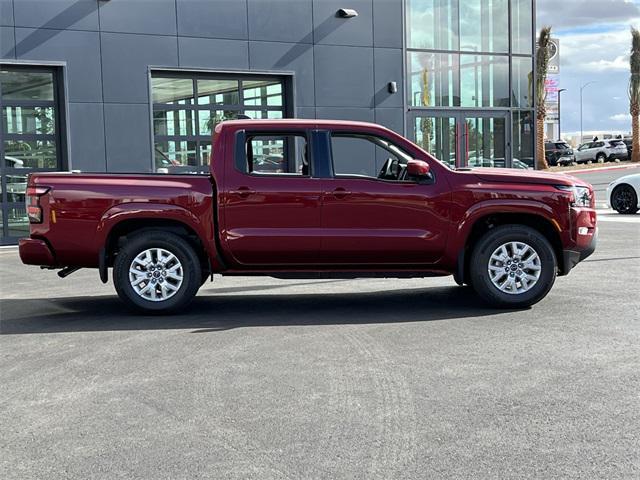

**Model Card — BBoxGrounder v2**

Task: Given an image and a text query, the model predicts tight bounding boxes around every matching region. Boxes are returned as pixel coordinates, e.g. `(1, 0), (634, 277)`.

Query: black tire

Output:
(596, 153), (606, 163)
(611, 184), (639, 214)
(113, 231), (202, 313)
(469, 225), (557, 309)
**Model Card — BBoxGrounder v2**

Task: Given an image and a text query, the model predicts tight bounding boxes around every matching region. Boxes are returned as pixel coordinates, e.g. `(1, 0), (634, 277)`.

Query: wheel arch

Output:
(456, 211), (564, 285)
(97, 203), (222, 282)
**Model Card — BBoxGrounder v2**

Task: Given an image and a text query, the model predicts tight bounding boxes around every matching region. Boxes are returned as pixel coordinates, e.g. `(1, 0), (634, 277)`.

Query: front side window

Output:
(244, 134), (308, 176)
(0, 67), (63, 243)
(331, 134), (415, 181)
(151, 74), (286, 173)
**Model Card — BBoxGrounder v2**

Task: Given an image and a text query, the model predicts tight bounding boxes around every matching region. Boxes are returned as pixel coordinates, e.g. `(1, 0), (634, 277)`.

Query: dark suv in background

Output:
(545, 141), (575, 166)
(623, 138), (633, 159)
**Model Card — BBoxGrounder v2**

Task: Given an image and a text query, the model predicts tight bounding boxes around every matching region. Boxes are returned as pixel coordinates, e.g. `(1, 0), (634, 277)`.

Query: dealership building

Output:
(0, 0), (535, 244)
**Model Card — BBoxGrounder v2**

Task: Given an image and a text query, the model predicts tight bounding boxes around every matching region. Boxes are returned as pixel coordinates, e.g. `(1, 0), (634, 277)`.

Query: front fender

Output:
(444, 199), (562, 270)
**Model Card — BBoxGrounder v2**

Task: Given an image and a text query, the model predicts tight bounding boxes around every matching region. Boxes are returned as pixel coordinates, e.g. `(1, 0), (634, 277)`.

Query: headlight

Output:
(556, 185), (592, 207)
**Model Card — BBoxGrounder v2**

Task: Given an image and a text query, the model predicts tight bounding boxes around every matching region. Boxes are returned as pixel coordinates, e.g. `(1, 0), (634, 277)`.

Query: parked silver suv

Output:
(574, 140), (629, 164)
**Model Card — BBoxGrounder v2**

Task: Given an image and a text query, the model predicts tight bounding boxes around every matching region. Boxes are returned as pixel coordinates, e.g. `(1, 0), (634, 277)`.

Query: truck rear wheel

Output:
(113, 231), (201, 313)
(469, 225), (556, 309)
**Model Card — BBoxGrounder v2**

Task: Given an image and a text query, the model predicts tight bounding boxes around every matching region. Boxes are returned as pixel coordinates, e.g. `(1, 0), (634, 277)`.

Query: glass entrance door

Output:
(410, 111), (511, 169)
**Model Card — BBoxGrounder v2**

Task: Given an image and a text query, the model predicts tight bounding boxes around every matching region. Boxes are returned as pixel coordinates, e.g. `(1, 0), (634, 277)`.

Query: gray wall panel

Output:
(374, 48), (403, 108)
(296, 107), (316, 119)
(179, 37), (248, 69)
(101, 33), (178, 104)
(375, 107), (404, 134)
(99, 0), (176, 36)
(0, 26), (14, 58)
(104, 103), (152, 172)
(315, 107), (374, 122)
(314, 45), (373, 107)
(373, 0), (403, 48)
(14, 0), (98, 31)
(177, 0), (247, 40)
(14, 28), (102, 103)
(249, 41), (314, 107)
(68, 102), (106, 172)
(248, 0), (312, 43)
(0, 0), (13, 26)
(312, 0), (373, 47)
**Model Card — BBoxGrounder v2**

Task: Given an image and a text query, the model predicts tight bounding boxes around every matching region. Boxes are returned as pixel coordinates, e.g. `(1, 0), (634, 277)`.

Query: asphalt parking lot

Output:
(1, 169), (639, 479)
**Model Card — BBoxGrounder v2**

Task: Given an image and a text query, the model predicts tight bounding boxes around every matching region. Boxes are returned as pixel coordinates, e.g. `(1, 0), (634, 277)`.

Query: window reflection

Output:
(408, 51), (460, 107)
(408, 0), (459, 50)
(460, 54), (509, 107)
(512, 56), (533, 107)
(512, 0), (533, 55)
(460, 0), (508, 53)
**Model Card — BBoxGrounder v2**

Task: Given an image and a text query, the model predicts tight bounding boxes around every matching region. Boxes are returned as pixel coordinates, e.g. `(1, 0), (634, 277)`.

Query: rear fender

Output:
(96, 203), (223, 271)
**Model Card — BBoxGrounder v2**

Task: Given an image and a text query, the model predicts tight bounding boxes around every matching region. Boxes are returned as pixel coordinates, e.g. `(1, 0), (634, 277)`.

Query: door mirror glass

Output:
(406, 159), (431, 178)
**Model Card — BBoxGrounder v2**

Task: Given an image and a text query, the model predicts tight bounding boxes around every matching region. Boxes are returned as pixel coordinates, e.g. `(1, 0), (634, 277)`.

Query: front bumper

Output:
(562, 226), (597, 275)
(19, 238), (56, 266)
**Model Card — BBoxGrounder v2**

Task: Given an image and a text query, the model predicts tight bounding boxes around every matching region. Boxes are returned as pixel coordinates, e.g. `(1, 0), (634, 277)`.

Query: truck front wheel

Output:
(113, 231), (202, 313)
(469, 225), (556, 309)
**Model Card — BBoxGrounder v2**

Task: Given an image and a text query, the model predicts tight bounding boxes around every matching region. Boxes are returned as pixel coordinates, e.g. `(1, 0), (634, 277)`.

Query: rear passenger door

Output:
(222, 130), (323, 266)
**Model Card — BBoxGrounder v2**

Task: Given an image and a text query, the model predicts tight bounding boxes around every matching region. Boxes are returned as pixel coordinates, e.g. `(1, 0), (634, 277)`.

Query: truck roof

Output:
(217, 119), (392, 131)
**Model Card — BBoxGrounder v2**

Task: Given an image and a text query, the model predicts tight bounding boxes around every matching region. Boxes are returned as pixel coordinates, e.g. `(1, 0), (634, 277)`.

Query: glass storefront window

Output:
(3, 140), (58, 169)
(197, 110), (238, 136)
(151, 78), (194, 104)
(0, 67), (61, 242)
(460, 0), (508, 53)
(407, 0), (459, 51)
(2, 106), (56, 135)
(197, 80), (239, 106)
(151, 74), (287, 173)
(512, 0), (533, 55)
(512, 56), (533, 108)
(408, 51), (460, 107)
(512, 111), (535, 168)
(460, 54), (509, 107)
(414, 116), (457, 167)
(0, 71), (54, 101)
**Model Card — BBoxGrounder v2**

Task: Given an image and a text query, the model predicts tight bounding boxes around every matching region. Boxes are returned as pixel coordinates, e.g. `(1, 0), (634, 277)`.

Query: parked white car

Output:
(575, 140), (629, 164)
(606, 173), (640, 214)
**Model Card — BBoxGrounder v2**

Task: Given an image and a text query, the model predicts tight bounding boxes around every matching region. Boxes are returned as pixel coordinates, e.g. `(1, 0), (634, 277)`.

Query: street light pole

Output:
(580, 81), (597, 144)
(558, 88), (566, 141)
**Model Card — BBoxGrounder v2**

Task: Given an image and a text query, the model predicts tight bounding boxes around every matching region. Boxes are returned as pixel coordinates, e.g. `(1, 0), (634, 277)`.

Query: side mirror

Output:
(406, 159), (431, 178)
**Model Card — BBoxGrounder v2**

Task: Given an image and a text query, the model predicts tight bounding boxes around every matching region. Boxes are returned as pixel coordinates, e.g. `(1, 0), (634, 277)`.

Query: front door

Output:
(222, 130), (323, 266)
(410, 111), (511, 168)
(320, 132), (450, 265)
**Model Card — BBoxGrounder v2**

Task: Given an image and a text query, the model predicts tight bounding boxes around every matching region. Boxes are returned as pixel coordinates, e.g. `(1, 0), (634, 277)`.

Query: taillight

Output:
(25, 186), (50, 223)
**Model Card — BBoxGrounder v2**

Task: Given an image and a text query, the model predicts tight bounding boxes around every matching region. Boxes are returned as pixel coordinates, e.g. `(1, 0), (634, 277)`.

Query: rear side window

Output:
(244, 134), (309, 175)
(595, 142), (605, 148)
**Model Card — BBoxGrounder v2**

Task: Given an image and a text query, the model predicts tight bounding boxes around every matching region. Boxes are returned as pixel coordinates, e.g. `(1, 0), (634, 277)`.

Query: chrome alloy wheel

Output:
(128, 248), (183, 302)
(487, 241), (542, 295)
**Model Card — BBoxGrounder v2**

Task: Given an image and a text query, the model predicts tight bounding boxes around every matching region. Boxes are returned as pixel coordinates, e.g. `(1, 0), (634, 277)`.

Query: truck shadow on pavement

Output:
(1, 286), (515, 335)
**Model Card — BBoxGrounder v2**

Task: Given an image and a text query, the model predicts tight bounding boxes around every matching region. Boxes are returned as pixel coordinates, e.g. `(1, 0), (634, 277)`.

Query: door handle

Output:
(329, 187), (351, 199)
(230, 187), (255, 198)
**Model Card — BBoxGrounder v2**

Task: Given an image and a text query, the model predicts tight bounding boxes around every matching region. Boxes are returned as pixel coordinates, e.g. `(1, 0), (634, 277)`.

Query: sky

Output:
(537, 0), (640, 135)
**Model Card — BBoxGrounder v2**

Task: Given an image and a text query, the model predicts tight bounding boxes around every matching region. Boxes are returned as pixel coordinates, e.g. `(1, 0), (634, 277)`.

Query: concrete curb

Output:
(567, 164), (640, 175)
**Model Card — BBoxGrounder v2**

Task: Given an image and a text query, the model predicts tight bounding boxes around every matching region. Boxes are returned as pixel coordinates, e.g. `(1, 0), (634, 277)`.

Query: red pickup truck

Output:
(20, 120), (597, 313)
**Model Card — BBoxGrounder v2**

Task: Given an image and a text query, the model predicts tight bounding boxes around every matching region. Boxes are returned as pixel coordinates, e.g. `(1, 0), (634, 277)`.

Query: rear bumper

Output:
(561, 227), (597, 275)
(19, 238), (56, 266)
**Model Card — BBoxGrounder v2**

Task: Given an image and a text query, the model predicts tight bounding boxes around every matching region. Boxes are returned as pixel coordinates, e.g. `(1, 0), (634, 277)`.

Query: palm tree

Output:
(630, 27), (640, 163)
(535, 27), (552, 170)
